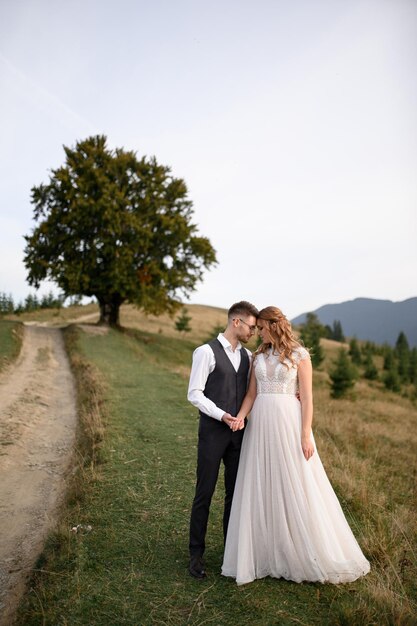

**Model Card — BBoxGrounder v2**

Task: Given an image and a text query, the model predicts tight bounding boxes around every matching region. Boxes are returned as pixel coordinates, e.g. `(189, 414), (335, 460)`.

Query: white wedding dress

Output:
(222, 347), (370, 585)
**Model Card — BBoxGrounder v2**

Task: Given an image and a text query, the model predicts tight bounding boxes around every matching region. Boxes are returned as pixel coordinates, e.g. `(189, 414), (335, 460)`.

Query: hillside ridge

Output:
(291, 296), (417, 346)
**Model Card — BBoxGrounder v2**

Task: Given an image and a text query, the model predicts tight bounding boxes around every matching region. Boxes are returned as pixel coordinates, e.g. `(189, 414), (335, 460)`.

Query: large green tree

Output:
(24, 136), (217, 326)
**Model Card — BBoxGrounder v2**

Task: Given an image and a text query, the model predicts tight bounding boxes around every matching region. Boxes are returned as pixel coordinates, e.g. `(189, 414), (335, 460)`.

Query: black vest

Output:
(200, 338), (250, 418)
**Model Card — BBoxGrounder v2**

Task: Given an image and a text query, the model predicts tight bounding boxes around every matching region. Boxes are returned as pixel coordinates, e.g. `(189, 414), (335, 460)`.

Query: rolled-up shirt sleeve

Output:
(187, 345), (225, 421)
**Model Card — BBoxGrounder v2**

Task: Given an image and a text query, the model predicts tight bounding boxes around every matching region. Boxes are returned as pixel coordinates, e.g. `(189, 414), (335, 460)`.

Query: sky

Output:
(0, 0), (416, 320)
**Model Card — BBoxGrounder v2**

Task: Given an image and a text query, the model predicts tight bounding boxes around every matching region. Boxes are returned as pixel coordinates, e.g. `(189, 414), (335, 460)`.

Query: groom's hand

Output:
(221, 413), (237, 429)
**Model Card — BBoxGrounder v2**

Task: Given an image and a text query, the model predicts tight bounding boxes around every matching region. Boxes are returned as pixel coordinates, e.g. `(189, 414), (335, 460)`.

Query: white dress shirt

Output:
(187, 333), (252, 421)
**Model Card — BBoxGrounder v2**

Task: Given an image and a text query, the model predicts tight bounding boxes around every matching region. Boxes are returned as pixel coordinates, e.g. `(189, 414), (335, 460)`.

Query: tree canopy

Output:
(24, 136), (217, 325)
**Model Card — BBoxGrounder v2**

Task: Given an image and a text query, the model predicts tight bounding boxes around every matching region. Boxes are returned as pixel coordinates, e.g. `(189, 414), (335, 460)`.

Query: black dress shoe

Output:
(189, 555), (206, 579)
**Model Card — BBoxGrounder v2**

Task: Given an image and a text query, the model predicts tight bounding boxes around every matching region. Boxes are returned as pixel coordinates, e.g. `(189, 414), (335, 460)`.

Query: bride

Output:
(221, 306), (370, 585)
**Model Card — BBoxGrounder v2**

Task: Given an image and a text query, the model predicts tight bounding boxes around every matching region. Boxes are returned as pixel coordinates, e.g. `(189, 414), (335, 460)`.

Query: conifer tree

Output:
(14, 301), (24, 314)
(300, 313), (326, 337)
(383, 348), (395, 371)
(175, 307), (192, 334)
(395, 331), (410, 384)
(398, 353), (410, 384)
(331, 320), (345, 342)
(300, 313), (324, 368)
(0, 293), (14, 315)
(24, 293), (39, 311)
(40, 293), (49, 309)
(395, 331), (409, 354)
(349, 338), (362, 365)
(363, 351), (378, 380)
(383, 363), (401, 393)
(309, 332), (325, 368)
(323, 324), (333, 339)
(409, 348), (417, 385)
(329, 348), (357, 398)
(361, 341), (377, 356)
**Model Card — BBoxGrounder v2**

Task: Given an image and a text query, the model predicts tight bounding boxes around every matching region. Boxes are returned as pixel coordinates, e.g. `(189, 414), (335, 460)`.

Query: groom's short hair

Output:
(228, 301), (259, 320)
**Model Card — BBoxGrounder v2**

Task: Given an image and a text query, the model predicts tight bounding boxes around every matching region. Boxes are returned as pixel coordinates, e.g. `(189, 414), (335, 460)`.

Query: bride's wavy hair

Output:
(254, 306), (302, 367)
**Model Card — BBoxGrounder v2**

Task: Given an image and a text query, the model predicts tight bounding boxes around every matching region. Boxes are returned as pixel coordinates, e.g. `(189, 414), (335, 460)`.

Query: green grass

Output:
(0, 319), (23, 371)
(17, 327), (416, 625)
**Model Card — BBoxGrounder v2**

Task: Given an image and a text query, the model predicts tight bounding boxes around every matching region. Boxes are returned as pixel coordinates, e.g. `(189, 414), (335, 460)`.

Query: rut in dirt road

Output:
(0, 324), (77, 626)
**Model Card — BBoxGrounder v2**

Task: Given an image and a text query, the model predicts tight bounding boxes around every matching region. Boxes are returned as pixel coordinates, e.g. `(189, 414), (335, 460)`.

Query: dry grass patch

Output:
(119, 302), (228, 343)
(5, 302), (99, 326)
(312, 370), (417, 622)
(78, 324), (109, 335)
(64, 326), (106, 471)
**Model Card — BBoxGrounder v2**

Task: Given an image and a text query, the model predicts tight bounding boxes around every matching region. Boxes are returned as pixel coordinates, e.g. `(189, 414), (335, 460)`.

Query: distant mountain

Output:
(291, 297), (417, 347)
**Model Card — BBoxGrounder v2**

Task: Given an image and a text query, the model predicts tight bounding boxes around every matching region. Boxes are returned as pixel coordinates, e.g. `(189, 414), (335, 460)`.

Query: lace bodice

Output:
(254, 347), (309, 394)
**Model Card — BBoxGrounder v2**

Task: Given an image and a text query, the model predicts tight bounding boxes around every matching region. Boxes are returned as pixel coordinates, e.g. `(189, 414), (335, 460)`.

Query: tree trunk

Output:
(98, 295), (123, 327)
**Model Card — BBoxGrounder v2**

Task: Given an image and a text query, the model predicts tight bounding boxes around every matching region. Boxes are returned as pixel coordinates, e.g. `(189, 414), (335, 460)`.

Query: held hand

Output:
(301, 437), (314, 461)
(231, 417), (245, 431)
(221, 413), (237, 429)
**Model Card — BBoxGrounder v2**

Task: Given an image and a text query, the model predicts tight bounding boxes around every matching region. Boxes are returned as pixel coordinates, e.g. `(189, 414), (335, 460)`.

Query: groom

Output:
(187, 300), (258, 579)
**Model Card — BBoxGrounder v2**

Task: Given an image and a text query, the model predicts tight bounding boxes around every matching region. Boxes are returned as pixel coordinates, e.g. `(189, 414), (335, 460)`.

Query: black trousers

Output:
(189, 415), (245, 557)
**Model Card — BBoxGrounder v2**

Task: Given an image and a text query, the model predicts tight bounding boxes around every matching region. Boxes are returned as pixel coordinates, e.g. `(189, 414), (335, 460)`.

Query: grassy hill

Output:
(7, 304), (417, 625)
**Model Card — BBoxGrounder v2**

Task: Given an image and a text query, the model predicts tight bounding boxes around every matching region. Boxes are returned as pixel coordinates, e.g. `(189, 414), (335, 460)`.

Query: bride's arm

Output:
(235, 365), (257, 423)
(298, 357), (315, 460)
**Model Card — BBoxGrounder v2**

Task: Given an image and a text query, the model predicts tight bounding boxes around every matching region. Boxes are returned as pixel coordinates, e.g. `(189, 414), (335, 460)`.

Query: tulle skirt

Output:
(221, 393), (370, 585)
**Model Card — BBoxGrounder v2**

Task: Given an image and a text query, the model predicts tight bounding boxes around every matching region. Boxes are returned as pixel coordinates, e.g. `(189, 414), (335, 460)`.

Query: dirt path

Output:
(0, 325), (77, 626)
